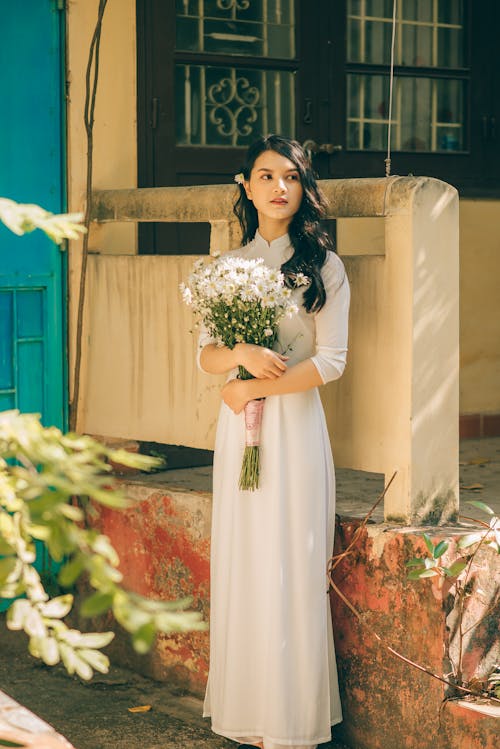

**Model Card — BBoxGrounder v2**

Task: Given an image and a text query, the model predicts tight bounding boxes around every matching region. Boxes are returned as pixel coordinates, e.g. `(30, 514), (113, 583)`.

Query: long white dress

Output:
(200, 231), (350, 749)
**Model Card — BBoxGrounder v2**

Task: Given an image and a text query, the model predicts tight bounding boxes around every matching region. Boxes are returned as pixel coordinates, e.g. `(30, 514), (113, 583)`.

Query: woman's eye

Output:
(288, 174), (299, 181)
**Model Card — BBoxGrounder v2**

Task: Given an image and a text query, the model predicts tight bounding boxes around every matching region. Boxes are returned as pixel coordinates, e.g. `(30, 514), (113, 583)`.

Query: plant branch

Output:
(327, 570), (500, 704)
(70, 0), (108, 431)
(327, 475), (500, 705)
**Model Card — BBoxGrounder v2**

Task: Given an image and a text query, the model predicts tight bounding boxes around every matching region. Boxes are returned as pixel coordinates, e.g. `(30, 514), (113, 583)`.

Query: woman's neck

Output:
(257, 216), (291, 244)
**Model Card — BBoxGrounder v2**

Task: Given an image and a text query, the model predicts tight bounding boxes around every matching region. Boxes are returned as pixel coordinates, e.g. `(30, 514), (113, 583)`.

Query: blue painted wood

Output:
(0, 0), (65, 427)
(0, 1), (66, 606)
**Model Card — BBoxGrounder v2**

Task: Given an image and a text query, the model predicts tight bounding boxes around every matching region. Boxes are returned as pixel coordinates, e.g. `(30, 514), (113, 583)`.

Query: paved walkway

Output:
(0, 437), (498, 748)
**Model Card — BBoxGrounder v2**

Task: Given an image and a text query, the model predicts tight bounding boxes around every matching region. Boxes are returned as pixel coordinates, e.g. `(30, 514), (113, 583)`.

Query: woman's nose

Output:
(274, 178), (286, 192)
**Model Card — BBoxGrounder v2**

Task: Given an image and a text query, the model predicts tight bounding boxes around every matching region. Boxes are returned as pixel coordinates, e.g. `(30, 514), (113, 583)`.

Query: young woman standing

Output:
(198, 135), (350, 749)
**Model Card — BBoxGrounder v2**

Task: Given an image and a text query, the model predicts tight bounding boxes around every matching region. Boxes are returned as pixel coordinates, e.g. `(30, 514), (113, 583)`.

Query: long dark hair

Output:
(233, 134), (333, 312)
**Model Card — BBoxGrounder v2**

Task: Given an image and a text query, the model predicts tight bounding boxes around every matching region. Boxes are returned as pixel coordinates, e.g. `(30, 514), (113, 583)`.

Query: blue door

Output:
(0, 1), (66, 428)
(0, 1), (66, 606)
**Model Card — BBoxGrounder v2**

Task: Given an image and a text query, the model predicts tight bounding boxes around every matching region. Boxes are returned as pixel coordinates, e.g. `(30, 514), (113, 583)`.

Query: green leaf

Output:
(92, 534), (119, 566)
(74, 631), (115, 649)
(417, 569), (439, 578)
(408, 569), (429, 580)
(155, 610), (206, 633)
(458, 532), (483, 549)
(78, 648), (110, 674)
(40, 636), (60, 666)
(406, 558), (425, 568)
(73, 651), (93, 681)
(24, 607), (47, 638)
(0, 538), (15, 555)
(433, 540), (449, 559)
(422, 533), (434, 555)
(59, 642), (77, 675)
(58, 555), (86, 587)
(7, 599), (31, 630)
(59, 503), (84, 522)
(0, 556), (18, 586)
(132, 622), (156, 654)
(80, 590), (115, 617)
(444, 559), (468, 577)
(28, 636), (42, 660)
(466, 500), (495, 516)
(38, 594), (73, 619)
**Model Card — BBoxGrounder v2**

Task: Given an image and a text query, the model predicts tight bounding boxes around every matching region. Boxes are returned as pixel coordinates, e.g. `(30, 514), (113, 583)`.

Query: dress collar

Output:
(254, 229), (291, 255)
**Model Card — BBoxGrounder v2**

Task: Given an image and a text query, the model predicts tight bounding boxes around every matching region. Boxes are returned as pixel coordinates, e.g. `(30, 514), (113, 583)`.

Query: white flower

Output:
(180, 255), (300, 350)
(294, 272), (311, 287)
(234, 173), (245, 184)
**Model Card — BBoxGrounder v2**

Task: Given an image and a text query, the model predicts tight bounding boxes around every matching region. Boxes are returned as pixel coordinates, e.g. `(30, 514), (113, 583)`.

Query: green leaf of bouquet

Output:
(405, 558), (425, 568)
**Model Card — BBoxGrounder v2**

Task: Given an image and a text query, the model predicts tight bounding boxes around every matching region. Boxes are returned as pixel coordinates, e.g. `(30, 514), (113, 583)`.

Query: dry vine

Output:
(70, 0), (109, 431)
(327, 477), (500, 705)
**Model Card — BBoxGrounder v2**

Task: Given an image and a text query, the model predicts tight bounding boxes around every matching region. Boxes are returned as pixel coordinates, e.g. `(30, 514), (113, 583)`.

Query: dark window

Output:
(137, 0), (500, 253)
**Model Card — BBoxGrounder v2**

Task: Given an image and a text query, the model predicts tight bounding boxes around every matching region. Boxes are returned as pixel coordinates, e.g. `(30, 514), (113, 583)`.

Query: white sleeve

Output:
(310, 252), (350, 384)
(196, 323), (216, 373)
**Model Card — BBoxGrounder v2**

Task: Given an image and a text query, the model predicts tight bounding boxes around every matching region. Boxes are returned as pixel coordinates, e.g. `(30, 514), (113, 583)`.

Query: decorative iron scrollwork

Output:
(207, 73), (260, 140)
(217, 0), (251, 11)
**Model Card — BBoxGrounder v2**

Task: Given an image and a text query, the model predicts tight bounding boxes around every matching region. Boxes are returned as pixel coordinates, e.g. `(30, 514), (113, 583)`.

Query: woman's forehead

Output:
(252, 150), (298, 172)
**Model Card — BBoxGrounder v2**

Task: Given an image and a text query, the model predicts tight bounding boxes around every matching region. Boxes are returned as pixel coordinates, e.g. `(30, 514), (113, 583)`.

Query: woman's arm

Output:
(200, 342), (288, 379)
(222, 359), (322, 413)
(222, 252), (350, 413)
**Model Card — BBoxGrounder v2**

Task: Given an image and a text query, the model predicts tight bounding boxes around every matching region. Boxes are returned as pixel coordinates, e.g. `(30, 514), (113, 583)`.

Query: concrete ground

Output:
(0, 437), (498, 748)
(0, 624), (346, 749)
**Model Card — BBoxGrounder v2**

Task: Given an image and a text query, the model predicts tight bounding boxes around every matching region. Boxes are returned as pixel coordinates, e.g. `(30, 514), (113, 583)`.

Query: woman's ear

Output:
(244, 181), (252, 201)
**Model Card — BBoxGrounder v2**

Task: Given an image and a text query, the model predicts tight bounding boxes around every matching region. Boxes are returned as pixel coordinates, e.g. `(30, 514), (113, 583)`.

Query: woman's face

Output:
(244, 149), (303, 229)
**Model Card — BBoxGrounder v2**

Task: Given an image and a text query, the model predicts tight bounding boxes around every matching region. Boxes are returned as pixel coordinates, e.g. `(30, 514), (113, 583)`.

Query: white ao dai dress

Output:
(200, 231), (350, 749)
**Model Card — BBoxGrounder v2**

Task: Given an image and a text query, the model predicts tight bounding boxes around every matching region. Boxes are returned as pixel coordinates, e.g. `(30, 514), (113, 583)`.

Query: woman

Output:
(198, 135), (350, 749)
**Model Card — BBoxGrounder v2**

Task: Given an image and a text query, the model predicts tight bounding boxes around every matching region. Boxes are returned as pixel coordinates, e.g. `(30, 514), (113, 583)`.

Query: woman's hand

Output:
(235, 343), (288, 379)
(221, 378), (252, 414)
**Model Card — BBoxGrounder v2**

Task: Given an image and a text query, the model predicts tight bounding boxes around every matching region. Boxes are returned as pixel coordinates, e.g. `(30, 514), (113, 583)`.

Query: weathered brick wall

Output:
(83, 488), (499, 748)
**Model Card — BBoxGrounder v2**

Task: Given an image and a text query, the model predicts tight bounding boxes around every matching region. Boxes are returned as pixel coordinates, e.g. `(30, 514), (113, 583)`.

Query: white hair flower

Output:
(234, 173), (245, 185)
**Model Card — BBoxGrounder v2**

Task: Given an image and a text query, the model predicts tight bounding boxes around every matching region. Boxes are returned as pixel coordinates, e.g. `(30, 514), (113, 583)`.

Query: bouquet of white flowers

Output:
(180, 255), (307, 491)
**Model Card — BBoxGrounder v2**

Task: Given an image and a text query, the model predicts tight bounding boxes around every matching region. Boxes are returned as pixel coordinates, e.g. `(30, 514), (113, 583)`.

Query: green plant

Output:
(0, 197), (86, 245)
(0, 410), (206, 681)
(407, 500), (500, 698)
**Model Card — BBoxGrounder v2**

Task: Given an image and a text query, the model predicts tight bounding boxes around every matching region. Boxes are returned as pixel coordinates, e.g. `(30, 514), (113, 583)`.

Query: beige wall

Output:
(338, 205), (500, 416)
(66, 2), (500, 421)
(66, 0), (137, 396)
(458, 200), (500, 414)
(83, 177), (460, 524)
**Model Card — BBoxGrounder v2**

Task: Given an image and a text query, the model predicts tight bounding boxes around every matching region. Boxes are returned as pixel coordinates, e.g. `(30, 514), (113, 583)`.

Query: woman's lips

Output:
(271, 198), (288, 204)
